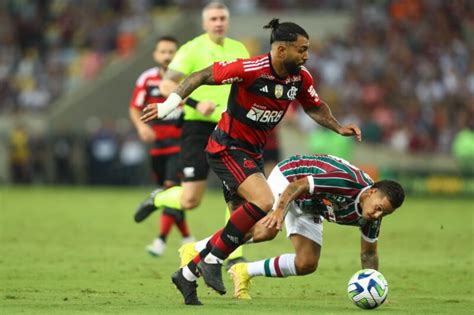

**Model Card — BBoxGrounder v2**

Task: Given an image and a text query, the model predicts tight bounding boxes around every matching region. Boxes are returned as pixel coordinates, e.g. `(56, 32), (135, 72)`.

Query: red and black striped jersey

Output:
(278, 154), (380, 242)
(206, 53), (321, 157)
(130, 66), (182, 156)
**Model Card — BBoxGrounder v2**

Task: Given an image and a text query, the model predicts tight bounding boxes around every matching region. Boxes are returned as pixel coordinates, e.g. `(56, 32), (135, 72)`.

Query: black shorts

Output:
(151, 153), (182, 186)
(207, 149), (264, 203)
(181, 120), (216, 182)
(263, 148), (281, 164)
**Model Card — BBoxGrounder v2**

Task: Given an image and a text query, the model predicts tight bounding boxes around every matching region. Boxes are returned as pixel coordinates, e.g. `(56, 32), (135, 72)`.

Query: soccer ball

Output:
(347, 269), (388, 309)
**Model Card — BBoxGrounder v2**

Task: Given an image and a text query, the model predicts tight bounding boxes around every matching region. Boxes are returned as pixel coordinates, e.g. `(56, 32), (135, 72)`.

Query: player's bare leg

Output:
(180, 180), (207, 210)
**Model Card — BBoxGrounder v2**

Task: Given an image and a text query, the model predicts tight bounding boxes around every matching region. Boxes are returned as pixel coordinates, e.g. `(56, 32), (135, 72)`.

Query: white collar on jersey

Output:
(354, 185), (372, 216)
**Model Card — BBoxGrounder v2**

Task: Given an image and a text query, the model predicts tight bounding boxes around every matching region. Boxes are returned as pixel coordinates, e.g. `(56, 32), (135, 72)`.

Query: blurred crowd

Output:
(300, 0), (473, 155)
(8, 118), (149, 185)
(3, 0), (474, 185)
(0, 0), (151, 113)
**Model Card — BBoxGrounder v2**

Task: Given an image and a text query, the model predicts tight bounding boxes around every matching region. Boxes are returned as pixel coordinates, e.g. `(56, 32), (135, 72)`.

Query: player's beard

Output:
(284, 61), (301, 75)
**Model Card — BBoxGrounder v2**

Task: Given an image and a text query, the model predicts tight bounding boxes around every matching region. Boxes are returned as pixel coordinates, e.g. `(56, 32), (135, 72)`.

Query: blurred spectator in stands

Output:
(84, 117), (119, 185)
(8, 124), (31, 183)
(119, 131), (147, 185)
(452, 105), (474, 173)
(52, 128), (76, 184)
(30, 130), (48, 183)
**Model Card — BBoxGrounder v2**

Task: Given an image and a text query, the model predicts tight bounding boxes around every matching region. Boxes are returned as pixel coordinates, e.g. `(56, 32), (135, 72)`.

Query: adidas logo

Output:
(259, 85), (269, 93)
(227, 235), (240, 244)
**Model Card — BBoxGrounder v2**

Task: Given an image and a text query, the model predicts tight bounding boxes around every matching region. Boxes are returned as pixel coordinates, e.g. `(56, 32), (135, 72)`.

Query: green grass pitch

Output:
(1, 186), (473, 314)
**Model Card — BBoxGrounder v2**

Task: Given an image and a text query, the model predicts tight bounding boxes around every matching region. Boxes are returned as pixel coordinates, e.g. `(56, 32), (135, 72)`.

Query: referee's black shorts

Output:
(181, 120), (216, 182)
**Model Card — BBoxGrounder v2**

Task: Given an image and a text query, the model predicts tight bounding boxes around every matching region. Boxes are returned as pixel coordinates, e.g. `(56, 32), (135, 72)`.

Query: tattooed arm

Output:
(173, 65), (215, 98)
(304, 101), (362, 141)
(361, 238), (379, 270)
(141, 66), (215, 122)
(261, 177), (309, 230)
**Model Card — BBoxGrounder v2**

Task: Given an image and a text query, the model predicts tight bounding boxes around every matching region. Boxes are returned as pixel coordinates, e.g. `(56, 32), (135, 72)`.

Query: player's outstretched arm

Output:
(261, 177), (309, 231)
(304, 101), (362, 141)
(140, 65), (215, 122)
(361, 238), (379, 270)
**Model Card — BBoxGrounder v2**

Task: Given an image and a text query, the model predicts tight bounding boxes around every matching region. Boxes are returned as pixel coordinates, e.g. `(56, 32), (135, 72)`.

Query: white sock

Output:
(247, 254), (297, 277)
(204, 253), (224, 264)
(182, 266), (197, 281)
(195, 236), (211, 252)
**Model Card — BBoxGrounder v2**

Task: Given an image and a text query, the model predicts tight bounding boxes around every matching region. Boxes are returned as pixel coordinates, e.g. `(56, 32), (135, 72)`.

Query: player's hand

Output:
(338, 124), (362, 142)
(137, 124), (155, 143)
(141, 93), (182, 122)
(140, 103), (159, 122)
(196, 101), (216, 116)
(261, 209), (285, 231)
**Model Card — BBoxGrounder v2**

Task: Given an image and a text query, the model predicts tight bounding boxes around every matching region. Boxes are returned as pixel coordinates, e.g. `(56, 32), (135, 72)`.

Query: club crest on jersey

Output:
(243, 159), (256, 169)
(287, 86), (298, 100)
(275, 84), (284, 99)
(246, 104), (284, 123)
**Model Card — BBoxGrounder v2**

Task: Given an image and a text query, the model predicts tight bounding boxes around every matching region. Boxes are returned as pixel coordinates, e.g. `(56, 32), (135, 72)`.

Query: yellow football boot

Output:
(228, 263), (252, 300)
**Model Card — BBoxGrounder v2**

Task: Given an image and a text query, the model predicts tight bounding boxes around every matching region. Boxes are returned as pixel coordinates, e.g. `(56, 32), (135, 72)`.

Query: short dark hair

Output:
(157, 36), (178, 46)
(372, 180), (405, 209)
(264, 18), (309, 44)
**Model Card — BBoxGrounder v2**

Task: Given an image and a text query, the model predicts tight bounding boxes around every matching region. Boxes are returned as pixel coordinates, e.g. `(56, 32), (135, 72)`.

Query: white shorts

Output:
(267, 167), (323, 246)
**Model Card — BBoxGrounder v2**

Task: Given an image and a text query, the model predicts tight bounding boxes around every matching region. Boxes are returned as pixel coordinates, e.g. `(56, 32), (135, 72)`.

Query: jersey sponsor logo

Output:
(308, 85), (320, 102)
(275, 84), (284, 99)
(246, 104), (284, 123)
(259, 85), (269, 93)
(287, 86), (298, 100)
(322, 198), (336, 222)
(243, 159), (256, 169)
(222, 76), (243, 84)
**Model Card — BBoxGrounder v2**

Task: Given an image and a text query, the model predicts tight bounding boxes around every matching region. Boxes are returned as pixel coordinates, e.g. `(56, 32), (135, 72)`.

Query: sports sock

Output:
(187, 229), (223, 276)
(163, 207), (189, 237)
(225, 206), (244, 260)
(153, 186), (183, 209)
(176, 217), (190, 238)
(210, 202), (266, 260)
(195, 236), (212, 252)
(182, 265), (198, 281)
(247, 254), (297, 277)
(158, 212), (175, 241)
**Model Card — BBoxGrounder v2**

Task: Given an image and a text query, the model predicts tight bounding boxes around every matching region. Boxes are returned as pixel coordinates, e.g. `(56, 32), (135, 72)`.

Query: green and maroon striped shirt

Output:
(278, 154), (380, 242)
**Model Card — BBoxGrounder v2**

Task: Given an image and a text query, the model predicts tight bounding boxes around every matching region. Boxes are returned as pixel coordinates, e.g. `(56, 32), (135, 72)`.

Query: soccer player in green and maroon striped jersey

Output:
(226, 154), (405, 300)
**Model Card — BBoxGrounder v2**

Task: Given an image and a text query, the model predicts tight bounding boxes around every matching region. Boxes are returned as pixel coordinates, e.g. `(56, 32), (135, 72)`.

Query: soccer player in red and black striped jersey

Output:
(140, 19), (362, 305)
(129, 36), (194, 257)
(227, 154), (405, 299)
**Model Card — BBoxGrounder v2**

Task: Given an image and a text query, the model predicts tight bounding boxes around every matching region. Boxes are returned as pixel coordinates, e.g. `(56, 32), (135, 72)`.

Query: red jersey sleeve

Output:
(212, 59), (250, 85)
(129, 76), (147, 109)
(297, 66), (321, 110)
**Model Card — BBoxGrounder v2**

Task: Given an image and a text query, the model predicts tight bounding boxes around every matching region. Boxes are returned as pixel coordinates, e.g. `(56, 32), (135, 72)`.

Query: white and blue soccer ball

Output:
(347, 269), (388, 309)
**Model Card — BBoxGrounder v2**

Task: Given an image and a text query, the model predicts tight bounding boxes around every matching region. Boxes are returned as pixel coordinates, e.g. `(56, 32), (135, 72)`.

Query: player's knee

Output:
(252, 197), (274, 213)
(295, 257), (318, 275)
(181, 196), (202, 210)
